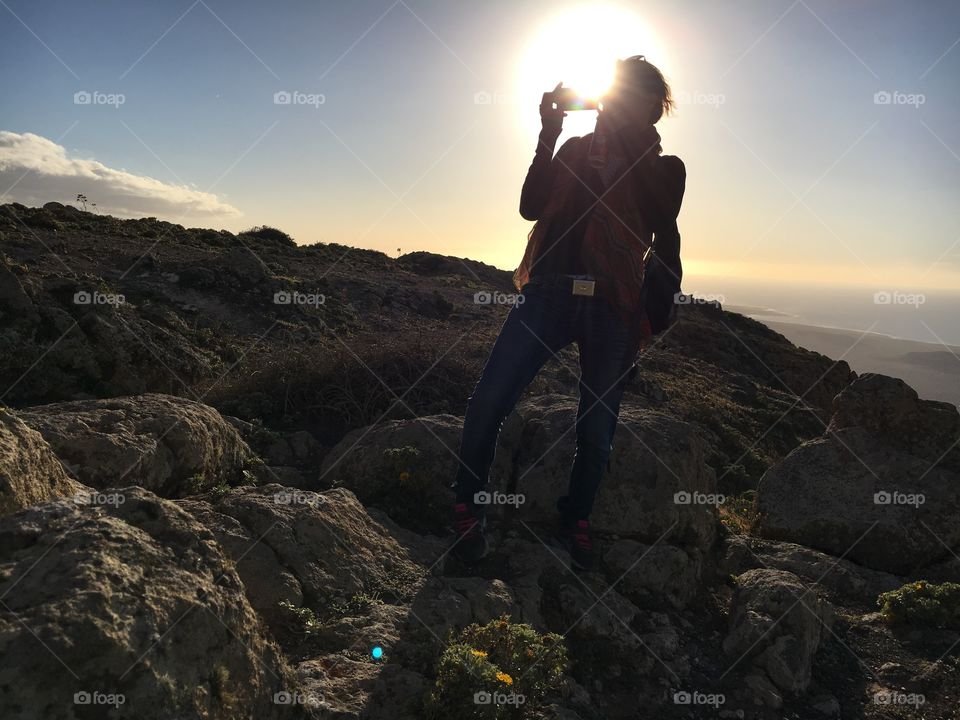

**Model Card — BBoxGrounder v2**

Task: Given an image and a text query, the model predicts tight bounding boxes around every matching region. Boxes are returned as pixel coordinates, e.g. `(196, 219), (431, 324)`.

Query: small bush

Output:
(425, 616), (567, 719)
(374, 446), (450, 533)
(239, 225), (295, 247)
(277, 601), (323, 637)
(878, 581), (960, 629)
(719, 489), (756, 534)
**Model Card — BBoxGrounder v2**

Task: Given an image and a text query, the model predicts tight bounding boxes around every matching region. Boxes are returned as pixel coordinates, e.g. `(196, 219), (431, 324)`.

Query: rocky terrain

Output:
(0, 201), (958, 719)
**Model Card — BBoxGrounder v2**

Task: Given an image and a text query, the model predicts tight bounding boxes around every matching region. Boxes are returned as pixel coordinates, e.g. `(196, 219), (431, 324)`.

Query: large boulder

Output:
(723, 569), (833, 708)
(537, 558), (690, 692)
(20, 393), (257, 497)
(0, 487), (305, 720)
(755, 375), (960, 575)
(317, 414), (463, 533)
(178, 486), (522, 720)
(498, 535), (689, 692)
(177, 485), (444, 625)
(720, 536), (902, 599)
(603, 540), (704, 610)
(0, 406), (86, 515)
(827, 373), (960, 471)
(502, 396), (719, 551)
(317, 396), (718, 555)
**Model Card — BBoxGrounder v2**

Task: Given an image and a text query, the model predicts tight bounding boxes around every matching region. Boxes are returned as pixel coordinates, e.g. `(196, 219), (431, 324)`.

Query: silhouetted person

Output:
(452, 56), (686, 570)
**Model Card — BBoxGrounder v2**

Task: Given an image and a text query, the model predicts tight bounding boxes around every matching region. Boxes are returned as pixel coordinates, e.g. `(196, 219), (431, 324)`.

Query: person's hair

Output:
(615, 55), (675, 124)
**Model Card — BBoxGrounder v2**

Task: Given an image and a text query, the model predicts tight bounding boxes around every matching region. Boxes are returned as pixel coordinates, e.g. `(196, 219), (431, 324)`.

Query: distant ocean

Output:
(685, 277), (960, 348)
(683, 276), (960, 406)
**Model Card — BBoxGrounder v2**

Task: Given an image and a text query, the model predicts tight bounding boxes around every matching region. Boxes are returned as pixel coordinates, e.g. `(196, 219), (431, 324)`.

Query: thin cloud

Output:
(0, 130), (241, 219)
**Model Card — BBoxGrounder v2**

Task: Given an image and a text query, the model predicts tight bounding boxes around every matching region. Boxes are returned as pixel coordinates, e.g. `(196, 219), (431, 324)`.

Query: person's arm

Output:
(519, 83), (569, 221)
(518, 126), (563, 221)
(639, 156), (687, 335)
(646, 155), (686, 264)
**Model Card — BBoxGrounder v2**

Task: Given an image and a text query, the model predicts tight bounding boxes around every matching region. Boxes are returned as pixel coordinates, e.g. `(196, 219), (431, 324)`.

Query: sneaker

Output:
(452, 502), (489, 564)
(557, 517), (595, 571)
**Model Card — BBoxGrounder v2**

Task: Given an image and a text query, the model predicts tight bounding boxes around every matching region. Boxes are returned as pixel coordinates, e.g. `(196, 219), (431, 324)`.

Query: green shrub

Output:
(277, 601), (323, 637)
(425, 616), (567, 719)
(878, 581), (960, 629)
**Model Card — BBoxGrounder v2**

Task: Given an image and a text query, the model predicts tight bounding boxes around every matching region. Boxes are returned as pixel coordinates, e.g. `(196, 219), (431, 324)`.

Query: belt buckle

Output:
(571, 279), (595, 297)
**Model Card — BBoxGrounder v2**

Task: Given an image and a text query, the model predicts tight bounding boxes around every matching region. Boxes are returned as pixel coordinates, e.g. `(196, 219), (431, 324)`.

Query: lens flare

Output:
(516, 5), (668, 136)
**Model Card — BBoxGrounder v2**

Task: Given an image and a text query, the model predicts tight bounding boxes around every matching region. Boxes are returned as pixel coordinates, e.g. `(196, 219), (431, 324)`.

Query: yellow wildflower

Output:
(496, 671), (513, 685)
(399, 471), (410, 482)
(470, 649), (487, 657)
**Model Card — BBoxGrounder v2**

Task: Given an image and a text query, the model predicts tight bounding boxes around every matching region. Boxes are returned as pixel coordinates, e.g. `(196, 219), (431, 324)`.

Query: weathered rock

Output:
(0, 406), (86, 515)
(177, 485), (441, 623)
(603, 540), (704, 610)
(410, 577), (518, 638)
(317, 414), (462, 533)
(828, 373), (960, 471)
(757, 373), (960, 575)
(0, 487), (303, 720)
(20, 393), (257, 497)
(809, 693), (841, 716)
(295, 657), (426, 720)
(502, 396), (719, 550)
(539, 566), (688, 683)
(755, 426), (960, 574)
(0, 262), (38, 319)
(723, 569), (833, 703)
(720, 536), (902, 599)
(178, 495), (305, 613)
(318, 395), (719, 554)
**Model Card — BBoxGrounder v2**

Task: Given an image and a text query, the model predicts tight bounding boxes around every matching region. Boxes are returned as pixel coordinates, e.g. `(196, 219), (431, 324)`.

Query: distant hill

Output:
(757, 319), (960, 407)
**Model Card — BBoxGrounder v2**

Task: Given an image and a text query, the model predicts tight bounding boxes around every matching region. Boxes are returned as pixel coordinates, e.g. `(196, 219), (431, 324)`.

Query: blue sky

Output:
(1, 0), (959, 290)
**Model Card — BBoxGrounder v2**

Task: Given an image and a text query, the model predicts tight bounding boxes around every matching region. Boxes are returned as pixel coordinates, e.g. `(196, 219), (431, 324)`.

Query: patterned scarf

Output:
(513, 119), (664, 338)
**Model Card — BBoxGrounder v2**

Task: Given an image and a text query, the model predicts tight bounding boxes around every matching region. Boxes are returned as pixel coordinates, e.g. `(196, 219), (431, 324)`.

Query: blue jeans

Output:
(454, 275), (641, 521)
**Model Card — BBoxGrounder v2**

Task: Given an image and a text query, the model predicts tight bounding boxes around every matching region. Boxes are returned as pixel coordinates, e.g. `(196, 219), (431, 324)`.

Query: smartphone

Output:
(552, 88), (598, 112)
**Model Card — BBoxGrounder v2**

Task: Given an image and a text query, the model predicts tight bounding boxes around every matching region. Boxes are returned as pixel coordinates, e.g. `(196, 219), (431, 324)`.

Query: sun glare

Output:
(516, 5), (669, 136)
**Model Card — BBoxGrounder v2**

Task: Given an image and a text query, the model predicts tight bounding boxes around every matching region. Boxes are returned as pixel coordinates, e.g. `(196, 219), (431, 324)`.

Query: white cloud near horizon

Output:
(0, 131), (241, 219)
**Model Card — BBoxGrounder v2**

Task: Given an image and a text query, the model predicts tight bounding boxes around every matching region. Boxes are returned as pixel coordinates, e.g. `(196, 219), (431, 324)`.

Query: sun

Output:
(515, 5), (669, 136)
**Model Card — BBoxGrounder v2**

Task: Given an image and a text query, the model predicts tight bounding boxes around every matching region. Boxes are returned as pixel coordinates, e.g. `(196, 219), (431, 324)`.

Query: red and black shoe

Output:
(452, 502), (489, 564)
(557, 517), (595, 571)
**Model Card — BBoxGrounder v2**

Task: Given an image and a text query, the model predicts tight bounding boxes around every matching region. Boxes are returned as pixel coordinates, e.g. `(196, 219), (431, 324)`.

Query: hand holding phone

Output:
(540, 82), (567, 133)
(551, 87), (599, 112)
